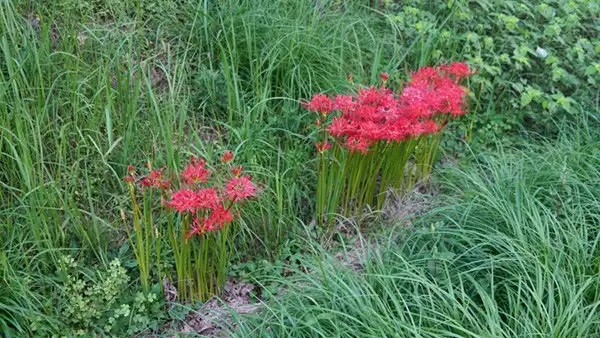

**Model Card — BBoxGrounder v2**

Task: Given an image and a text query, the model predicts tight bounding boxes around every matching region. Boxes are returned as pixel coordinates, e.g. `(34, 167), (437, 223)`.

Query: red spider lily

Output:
(434, 79), (469, 116)
(221, 151), (234, 164)
(186, 218), (207, 239)
(441, 62), (471, 82)
(380, 72), (389, 82)
(127, 164), (135, 174)
(167, 188), (200, 214)
(413, 120), (441, 136)
(305, 94), (334, 116)
(186, 216), (218, 239)
(139, 169), (168, 189)
(327, 117), (349, 138)
(123, 151), (259, 303)
(315, 140), (332, 154)
(148, 169), (163, 182)
(206, 205), (234, 229)
(186, 215), (220, 239)
(409, 66), (439, 84)
(226, 175), (256, 202)
(345, 136), (372, 154)
(140, 177), (151, 187)
(186, 206), (234, 239)
(334, 95), (356, 112)
(195, 188), (221, 209)
(182, 156), (209, 184)
(232, 166), (243, 178)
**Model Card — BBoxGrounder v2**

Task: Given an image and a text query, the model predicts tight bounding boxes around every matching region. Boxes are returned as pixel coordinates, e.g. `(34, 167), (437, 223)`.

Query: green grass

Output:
(235, 124), (600, 337)
(1, 0), (599, 335)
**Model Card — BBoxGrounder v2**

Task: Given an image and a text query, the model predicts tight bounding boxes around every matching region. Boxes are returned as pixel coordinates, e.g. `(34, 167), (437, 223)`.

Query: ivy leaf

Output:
(521, 92), (533, 106)
(513, 55), (530, 66)
(512, 82), (524, 92)
(585, 65), (597, 76)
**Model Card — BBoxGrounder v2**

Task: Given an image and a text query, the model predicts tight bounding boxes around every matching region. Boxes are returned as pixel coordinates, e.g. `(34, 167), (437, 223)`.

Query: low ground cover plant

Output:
(383, 0), (599, 143)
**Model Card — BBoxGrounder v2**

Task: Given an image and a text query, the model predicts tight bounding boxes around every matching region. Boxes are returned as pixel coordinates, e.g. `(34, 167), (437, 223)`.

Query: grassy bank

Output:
(1, 0), (599, 336)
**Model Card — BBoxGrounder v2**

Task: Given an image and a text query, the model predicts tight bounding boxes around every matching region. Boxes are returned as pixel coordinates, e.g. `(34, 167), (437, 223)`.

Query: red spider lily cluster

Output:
(124, 153), (257, 239)
(122, 151), (258, 301)
(309, 63), (473, 230)
(306, 62), (473, 154)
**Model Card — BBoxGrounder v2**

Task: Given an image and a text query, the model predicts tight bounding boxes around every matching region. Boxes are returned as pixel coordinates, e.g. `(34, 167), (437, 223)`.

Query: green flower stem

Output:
(326, 146), (346, 231)
(125, 183), (150, 293)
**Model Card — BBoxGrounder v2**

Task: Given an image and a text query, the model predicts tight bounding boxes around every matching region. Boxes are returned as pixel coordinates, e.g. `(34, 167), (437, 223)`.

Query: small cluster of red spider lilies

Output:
(122, 152), (257, 300)
(124, 152), (257, 239)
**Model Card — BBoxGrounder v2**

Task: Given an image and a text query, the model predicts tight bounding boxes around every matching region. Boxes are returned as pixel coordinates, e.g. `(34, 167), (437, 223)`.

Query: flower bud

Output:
(221, 151), (234, 164)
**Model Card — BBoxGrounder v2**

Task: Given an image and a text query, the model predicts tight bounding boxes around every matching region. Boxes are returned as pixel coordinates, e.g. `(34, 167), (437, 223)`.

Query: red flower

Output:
(148, 169), (163, 182)
(436, 81), (468, 116)
(186, 218), (206, 239)
(305, 94), (333, 116)
(410, 66), (439, 84)
(226, 175), (257, 202)
(127, 164), (135, 174)
(186, 216), (215, 239)
(140, 177), (151, 187)
(124, 175), (134, 183)
(380, 72), (389, 82)
(441, 62), (471, 81)
(411, 120), (440, 136)
(347, 74), (353, 83)
(207, 205), (234, 229)
(138, 169), (168, 189)
(167, 188), (199, 214)
(221, 151), (234, 164)
(345, 136), (372, 154)
(195, 188), (221, 209)
(315, 140), (332, 154)
(182, 156), (209, 184)
(186, 206), (234, 239)
(334, 95), (356, 113)
(232, 166), (243, 178)
(327, 117), (350, 138)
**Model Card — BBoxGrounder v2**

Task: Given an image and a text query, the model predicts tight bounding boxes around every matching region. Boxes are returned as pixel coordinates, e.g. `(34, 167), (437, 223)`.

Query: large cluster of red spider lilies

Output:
(307, 62), (472, 154)
(307, 63), (473, 229)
